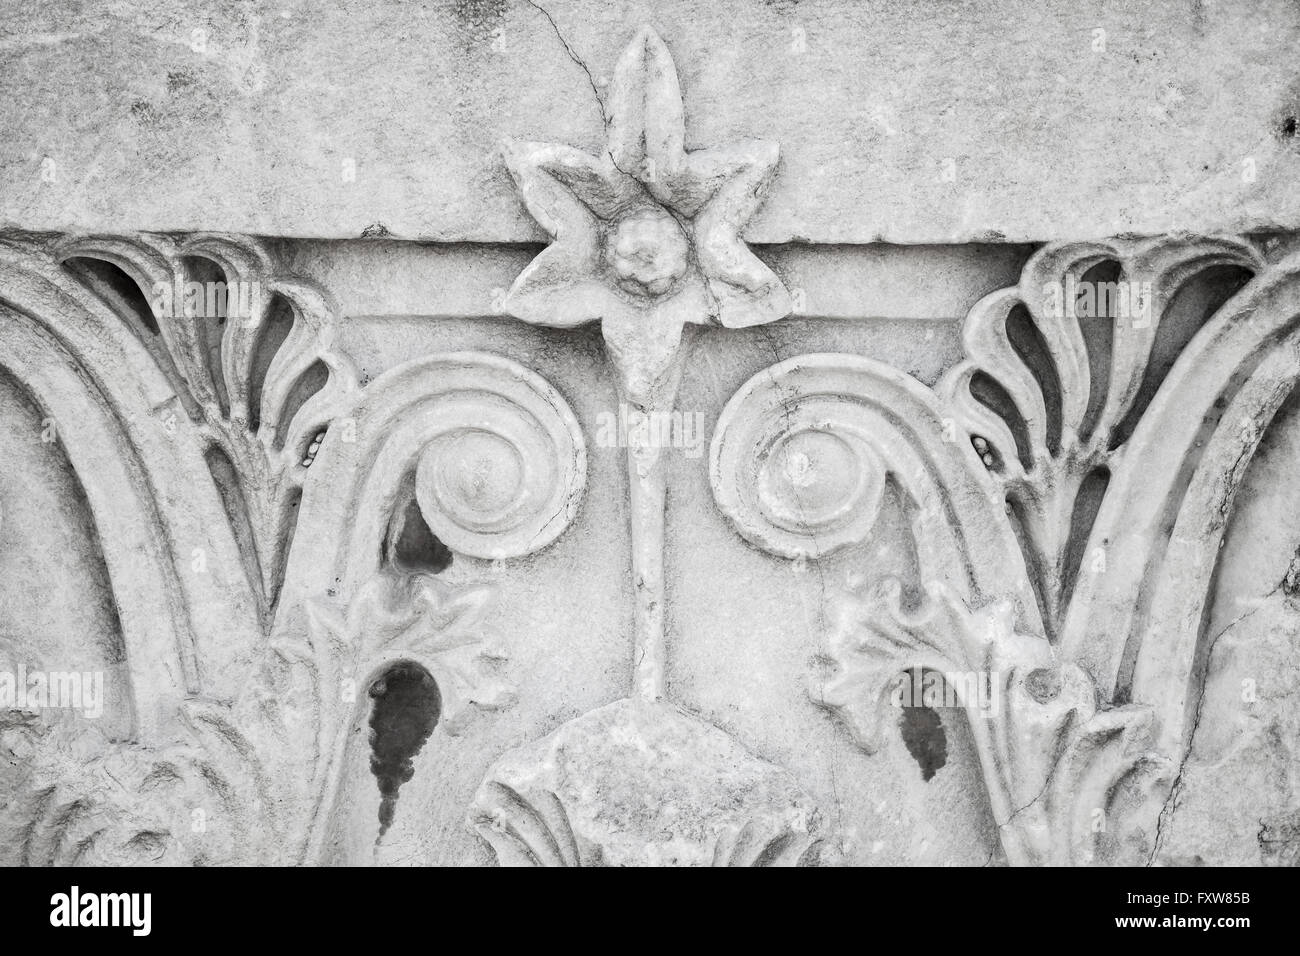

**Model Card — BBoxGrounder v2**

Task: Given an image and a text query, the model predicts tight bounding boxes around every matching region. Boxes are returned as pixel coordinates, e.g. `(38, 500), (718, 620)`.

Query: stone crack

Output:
(522, 0), (610, 131)
(1146, 599), (1267, 865)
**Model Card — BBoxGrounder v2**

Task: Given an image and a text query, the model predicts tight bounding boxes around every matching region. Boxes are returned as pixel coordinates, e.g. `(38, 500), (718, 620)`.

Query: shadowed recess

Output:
(1005, 302), (1063, 455)
(182, 255), (230, 417)
(1007, 494), (1059, 643)
(970, 370), (1034, 471)
(1075, 259), (1120, 443)
(899, 696), (948, 782)
(63, 256), (159, 333)
(247, 293), (295, 432)
(1060, 466), (1110, 616)
(369, 661), (441, 838)
(386, 494), (453, 574)
(1111, 264), (1255, 449)
(274, 359), (330, 451)
(270, 486), (302, 613)
(63, 256), (205, 422)
(204, 444), (266, 617)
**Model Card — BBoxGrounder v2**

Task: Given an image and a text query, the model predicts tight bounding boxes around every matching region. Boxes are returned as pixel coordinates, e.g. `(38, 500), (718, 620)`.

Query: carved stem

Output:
(964, 706), (1033, 865)
(629, 435), (668, 700)
(616, 339), (690, 702)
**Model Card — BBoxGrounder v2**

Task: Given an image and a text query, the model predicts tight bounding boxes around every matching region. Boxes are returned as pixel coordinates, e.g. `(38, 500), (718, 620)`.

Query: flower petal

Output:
(503, 247), (622, 329)
(689, 139), (792, 327)
(673, 271), (715, 326)
(502, 140), (599, 239)
(538, 146), (642, 220)
(607, 26), (685, 190)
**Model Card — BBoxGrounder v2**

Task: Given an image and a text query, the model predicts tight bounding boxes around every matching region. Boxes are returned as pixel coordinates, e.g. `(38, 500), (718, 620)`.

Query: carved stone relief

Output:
(2, 13), (1299, 868)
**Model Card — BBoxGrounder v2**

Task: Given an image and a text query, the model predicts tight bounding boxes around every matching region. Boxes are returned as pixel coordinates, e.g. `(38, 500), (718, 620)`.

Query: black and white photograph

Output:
(0, 0), (1287, 930)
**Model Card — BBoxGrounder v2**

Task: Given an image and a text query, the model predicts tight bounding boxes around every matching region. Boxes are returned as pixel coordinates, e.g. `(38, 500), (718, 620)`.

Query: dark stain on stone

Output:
(166, 70), (196, 95)
(1282, 546), (1300, 598)
(369, 661), (441, 838)
(1273, 74), (1300, 144)
(899, 704), (948, 782)
(450, 0), (509, 38)
(130, 100), (158, 124)
(1025, 667), (1062, 704)
(1257, 810), (1300, 865)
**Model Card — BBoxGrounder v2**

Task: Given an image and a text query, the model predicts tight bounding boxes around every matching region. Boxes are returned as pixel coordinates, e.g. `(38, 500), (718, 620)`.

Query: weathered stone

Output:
(471, 697), (820, 866)
(5, 0), (1300, 242)
(1, 4), (1298, 871)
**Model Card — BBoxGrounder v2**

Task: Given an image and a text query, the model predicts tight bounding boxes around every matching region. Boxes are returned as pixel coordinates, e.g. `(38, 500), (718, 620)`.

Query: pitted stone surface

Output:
(470, 698), (821, 867)
(4, 0), (1300, 242)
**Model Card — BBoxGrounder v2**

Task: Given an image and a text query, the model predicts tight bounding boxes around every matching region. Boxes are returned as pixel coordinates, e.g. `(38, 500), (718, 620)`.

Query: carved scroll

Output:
(2, 346), (575, 865)
(710, 237), (1299, 865)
